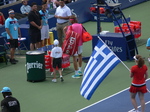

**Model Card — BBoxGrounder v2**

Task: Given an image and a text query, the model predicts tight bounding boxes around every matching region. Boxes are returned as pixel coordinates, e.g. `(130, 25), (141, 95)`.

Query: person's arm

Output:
(30, 21), (42, 29)
(1, 101), (8, 112)
(18, 27), (21, 38)
(146, 38), (150, 50)
(28, 12), (42, 30)
(0, 12), (5, 24)
(145, 71), (148, 80)
(55, 14), (70, 20)
(5, 28), (13, 40)
(130, 72), (133, 78)
(20, 6), (25, 14)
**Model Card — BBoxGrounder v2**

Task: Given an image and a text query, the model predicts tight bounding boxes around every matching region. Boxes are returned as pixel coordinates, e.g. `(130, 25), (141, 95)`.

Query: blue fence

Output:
(0, 0), (147, 35)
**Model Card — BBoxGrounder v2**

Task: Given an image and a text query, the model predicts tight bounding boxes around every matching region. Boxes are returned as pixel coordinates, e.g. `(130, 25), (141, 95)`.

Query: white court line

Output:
(128, 101), (150, 112)
(76, 78), (150, 112)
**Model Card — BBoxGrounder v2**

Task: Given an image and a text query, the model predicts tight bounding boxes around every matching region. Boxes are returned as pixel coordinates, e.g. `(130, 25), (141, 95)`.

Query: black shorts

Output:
(9, 39), (18, 48)
(29, 30), (41, 44)
(53, 58), (62, 69)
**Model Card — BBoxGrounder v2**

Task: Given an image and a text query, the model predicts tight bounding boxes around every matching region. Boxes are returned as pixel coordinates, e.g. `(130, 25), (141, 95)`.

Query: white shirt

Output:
(20, 5), (31, 14)
(51, 46), (63, 58)
(55, 5), (71, 23)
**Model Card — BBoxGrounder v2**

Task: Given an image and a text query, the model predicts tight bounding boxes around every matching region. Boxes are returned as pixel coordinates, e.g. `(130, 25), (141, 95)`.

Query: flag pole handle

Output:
(97, 36), (130, 71)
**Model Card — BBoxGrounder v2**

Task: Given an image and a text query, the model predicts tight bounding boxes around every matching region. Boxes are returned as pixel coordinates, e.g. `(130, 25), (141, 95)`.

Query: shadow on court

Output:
(77, 79), (150, 112)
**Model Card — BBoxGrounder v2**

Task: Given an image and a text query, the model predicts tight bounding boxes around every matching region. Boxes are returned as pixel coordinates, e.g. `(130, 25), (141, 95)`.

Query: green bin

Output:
(26, 51), (45, 82)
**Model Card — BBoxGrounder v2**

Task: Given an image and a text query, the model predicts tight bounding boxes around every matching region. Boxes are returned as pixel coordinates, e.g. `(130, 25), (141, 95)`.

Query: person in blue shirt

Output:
(146, 38), (150, 50)
(39, 2), (50, 46)
(5, 9), (21, 64)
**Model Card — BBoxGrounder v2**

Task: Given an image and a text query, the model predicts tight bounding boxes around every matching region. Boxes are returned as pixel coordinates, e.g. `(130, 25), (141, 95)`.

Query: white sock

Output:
(60, 75), (62, 78)
(78, 67), (82, 71)
(75, 70), (78, 75)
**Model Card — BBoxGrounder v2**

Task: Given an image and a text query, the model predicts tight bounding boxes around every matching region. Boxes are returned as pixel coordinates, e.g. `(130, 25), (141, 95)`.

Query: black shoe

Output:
(13, 59), (18, 62)
(60, 77), (64, 82)
(10, 59), (16, 64)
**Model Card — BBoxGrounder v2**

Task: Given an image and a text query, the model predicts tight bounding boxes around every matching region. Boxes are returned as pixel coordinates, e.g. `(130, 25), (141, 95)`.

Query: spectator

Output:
(0, 12), (5, 26)
(46, 0), (59, 9)
(64, 15), (84, 78)
(1, 87), (20, 112)
(129, 55), (148, 112)
(39, 2), (50, 47)
(5, 9), (21, 64)
(28, 2), (42, 50)
(50, 39), (64, 82)
(9, 0), (16, 4)
(64, 0), (71, 4)
(146, 38), (150, 50)
(20, 0), (31, 16)
(54, 0), (71, 47)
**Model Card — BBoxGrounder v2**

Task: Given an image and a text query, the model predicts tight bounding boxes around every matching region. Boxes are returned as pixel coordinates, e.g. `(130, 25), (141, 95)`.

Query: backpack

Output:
(62, 25), (79, 56)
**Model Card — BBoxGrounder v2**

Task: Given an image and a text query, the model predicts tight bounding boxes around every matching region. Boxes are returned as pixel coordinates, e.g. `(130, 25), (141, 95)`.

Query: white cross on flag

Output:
(80, 39), (121, 100)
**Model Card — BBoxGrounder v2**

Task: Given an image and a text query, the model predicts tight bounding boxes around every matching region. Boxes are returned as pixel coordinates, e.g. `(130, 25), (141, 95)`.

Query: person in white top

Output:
(9, 0), (16, 4)
(50, 39), (64, 82)
(54, 0), (72, 47)
(20, 0), (31, 15)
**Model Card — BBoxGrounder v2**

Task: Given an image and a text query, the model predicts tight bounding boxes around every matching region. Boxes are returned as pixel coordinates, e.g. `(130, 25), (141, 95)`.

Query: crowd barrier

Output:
(0, 0), (147, 49)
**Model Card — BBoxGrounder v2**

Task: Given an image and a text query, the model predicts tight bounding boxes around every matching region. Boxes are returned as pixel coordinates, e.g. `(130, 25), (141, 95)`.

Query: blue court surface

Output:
(76, 79), (150, 112)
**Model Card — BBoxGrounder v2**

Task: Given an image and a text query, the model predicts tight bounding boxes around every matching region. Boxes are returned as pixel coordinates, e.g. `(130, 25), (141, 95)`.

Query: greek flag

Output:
(80, 39), (121, 100)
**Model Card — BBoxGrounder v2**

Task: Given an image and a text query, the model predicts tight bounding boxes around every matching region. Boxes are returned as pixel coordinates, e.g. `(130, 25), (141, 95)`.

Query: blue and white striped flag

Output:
(80, 39), (121, 100)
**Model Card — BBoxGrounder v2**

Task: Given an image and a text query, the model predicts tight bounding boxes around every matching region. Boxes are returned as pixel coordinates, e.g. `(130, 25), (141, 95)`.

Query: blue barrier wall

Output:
(0, 0), (147, 35)
(0, 0), (42, 18)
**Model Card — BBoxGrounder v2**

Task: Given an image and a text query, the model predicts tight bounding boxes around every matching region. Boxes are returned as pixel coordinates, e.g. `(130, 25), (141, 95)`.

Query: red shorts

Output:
(129, 85), (147, 93)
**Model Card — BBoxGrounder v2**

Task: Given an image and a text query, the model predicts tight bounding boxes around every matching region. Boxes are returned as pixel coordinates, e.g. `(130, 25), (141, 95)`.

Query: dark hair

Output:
(2, 92), (12, 98)
(135, 55), (145, 68)
(42, 1), (47, 5)
(30, 2), (37, 7)
(69, 15), (78, 23)
(58, 0), (64, 2)
(8, 9), (13, 12)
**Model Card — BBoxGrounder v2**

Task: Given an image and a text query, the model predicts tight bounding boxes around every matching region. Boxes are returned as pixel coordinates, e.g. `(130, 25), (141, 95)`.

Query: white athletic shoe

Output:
(52, 79), (57, 83)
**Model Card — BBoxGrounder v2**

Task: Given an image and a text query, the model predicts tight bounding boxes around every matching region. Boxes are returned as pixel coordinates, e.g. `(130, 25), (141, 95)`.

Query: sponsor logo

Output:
(26, 61), (43, 73)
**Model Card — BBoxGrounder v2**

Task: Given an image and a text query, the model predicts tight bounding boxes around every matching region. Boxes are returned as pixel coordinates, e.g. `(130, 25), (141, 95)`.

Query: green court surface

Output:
(0, 1), (150, 112)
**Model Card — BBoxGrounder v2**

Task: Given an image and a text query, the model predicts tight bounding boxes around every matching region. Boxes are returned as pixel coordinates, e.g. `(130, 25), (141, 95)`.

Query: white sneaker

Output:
(148, 58), (150, 63)
(52, 79), (57, 82)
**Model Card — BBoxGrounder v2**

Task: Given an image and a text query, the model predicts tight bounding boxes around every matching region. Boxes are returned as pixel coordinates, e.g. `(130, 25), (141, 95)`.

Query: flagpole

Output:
(97, 36), (130, 71)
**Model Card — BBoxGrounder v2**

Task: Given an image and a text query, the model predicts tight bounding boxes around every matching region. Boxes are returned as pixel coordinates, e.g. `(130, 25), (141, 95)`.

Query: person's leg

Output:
(30, 43), (35, 51)
(73, 55), (78, 73)
(43, 39), (47, 46)
(78, 53), (82, 71)
(56, 23), (63, 47)
(58, 68), (64, 82)
(30, 33), (36, 50)
(72, 54), (80, 78)
(9, 39), (16, 64)
(138, 92), (145, 112)
(130, 92), (138, 111)
(53, 68), (56, 79)
(77, 46), (83, 75)
(57, 58), (64, 82)
(10, 48), (15, 59)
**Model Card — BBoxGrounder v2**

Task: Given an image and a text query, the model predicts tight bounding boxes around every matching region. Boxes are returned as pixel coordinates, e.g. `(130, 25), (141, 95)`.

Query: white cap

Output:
(54, 39), (59, 46)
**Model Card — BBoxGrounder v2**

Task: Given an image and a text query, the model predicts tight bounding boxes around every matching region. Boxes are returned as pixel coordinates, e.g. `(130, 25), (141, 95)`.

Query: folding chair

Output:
(1, 32), (10, 51)
(18, 37), (28, 50)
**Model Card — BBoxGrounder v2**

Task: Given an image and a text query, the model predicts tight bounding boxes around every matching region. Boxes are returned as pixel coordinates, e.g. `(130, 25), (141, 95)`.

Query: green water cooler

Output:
(26, 51), (45, 82)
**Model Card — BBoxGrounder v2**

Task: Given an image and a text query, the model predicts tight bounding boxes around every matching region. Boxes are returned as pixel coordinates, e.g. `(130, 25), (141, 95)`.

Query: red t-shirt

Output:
(0, 15), (4, 25)
(131, 65), (147, 84)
